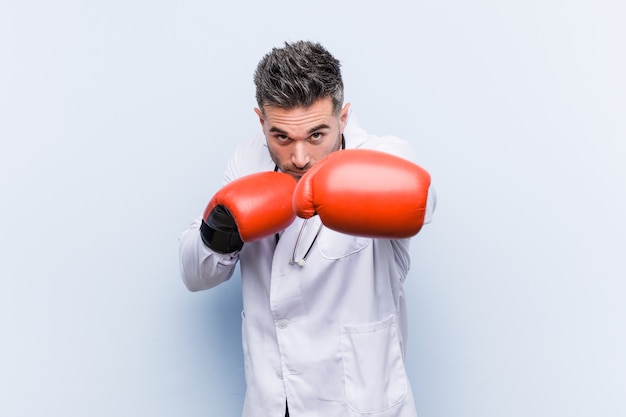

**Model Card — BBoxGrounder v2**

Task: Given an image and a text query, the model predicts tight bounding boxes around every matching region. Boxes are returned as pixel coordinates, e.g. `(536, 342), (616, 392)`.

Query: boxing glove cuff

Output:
(199, 205), (244, 254)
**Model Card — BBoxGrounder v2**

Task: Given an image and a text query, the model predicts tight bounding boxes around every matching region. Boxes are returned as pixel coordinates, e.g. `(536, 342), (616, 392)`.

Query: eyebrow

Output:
(268, 124), (331, 135)
(307, 124), (331, 134)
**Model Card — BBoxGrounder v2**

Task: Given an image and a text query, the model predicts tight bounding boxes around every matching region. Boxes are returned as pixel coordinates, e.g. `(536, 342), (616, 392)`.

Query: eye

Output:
(309, 132), (323, 141)
(275, 134), (290, 143)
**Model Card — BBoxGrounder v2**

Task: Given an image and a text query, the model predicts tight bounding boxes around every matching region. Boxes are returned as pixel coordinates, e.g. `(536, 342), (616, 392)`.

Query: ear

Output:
(254, 108), (265, 127)
(340, 102), (351, 130)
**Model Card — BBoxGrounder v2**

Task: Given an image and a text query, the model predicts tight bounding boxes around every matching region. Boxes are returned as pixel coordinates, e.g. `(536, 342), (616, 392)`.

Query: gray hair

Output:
(254, 41), (344, 115)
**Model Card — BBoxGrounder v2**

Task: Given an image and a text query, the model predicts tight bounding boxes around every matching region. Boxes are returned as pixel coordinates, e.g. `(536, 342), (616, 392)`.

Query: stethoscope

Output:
(288, 218), (323, 267)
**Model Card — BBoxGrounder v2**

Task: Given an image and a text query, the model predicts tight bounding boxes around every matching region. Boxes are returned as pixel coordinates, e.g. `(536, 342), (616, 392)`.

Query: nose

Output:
(291, 142), (311, 169)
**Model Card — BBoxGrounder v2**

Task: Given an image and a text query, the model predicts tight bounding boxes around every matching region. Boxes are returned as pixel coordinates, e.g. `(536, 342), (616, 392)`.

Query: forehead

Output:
(262, 97), (336, 130)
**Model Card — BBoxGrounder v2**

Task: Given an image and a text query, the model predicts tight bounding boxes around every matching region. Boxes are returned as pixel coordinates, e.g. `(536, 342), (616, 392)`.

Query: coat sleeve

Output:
(177, 142), (251, 292)
(351, 129), (437, 279)
(178, 217), (239, 292)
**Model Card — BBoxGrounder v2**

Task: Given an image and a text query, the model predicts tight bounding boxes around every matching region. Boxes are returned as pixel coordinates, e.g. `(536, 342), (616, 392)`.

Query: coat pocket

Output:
(318, 227), (371, 260)
(341, 315), (408, 414)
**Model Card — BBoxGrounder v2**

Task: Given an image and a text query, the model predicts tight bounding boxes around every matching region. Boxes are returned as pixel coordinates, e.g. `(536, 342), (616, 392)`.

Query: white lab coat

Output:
(179, 116), (436, 417)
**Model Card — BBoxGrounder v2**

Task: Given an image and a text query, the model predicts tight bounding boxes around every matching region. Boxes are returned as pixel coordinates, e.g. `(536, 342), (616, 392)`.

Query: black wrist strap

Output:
(199, 206), (244, 253)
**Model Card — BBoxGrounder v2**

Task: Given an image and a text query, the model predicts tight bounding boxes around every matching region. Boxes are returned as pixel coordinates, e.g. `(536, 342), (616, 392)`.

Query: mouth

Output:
(288, 170), (307, 180)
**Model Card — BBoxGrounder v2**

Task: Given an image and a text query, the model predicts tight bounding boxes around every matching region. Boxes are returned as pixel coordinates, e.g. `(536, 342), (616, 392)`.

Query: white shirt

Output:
(179, 116), (436, 417)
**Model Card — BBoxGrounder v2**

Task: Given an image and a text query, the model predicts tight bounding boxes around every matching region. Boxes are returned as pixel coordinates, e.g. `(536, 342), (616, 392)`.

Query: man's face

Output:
(255, 97), (350, 181)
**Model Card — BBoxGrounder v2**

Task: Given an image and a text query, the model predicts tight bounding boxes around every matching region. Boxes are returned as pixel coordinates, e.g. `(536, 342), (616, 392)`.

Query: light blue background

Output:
(1, 1), (624, 416)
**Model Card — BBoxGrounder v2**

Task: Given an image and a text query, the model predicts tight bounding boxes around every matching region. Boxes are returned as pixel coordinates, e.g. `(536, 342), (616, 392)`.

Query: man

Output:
(179, 41), (436, 417)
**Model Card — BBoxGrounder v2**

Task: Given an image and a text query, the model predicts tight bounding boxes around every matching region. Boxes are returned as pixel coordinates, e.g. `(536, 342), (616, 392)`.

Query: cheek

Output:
(311, 137), (342, 162)
(267, 143), (288, 164)
(310, 147), (330, 163)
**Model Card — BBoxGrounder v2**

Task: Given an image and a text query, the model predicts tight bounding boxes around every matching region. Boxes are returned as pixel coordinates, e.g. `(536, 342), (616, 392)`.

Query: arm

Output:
(293, 149), (432, 238)
(179, 171), (297, 292)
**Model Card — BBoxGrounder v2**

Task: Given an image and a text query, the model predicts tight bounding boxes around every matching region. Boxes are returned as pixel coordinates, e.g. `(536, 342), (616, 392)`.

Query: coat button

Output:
(276, 319), (289, 329)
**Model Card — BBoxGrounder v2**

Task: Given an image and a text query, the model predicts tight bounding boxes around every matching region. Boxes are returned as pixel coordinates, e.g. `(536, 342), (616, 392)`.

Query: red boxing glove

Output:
(293, 149), (431, 239)
(201, 172), (297, 252)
